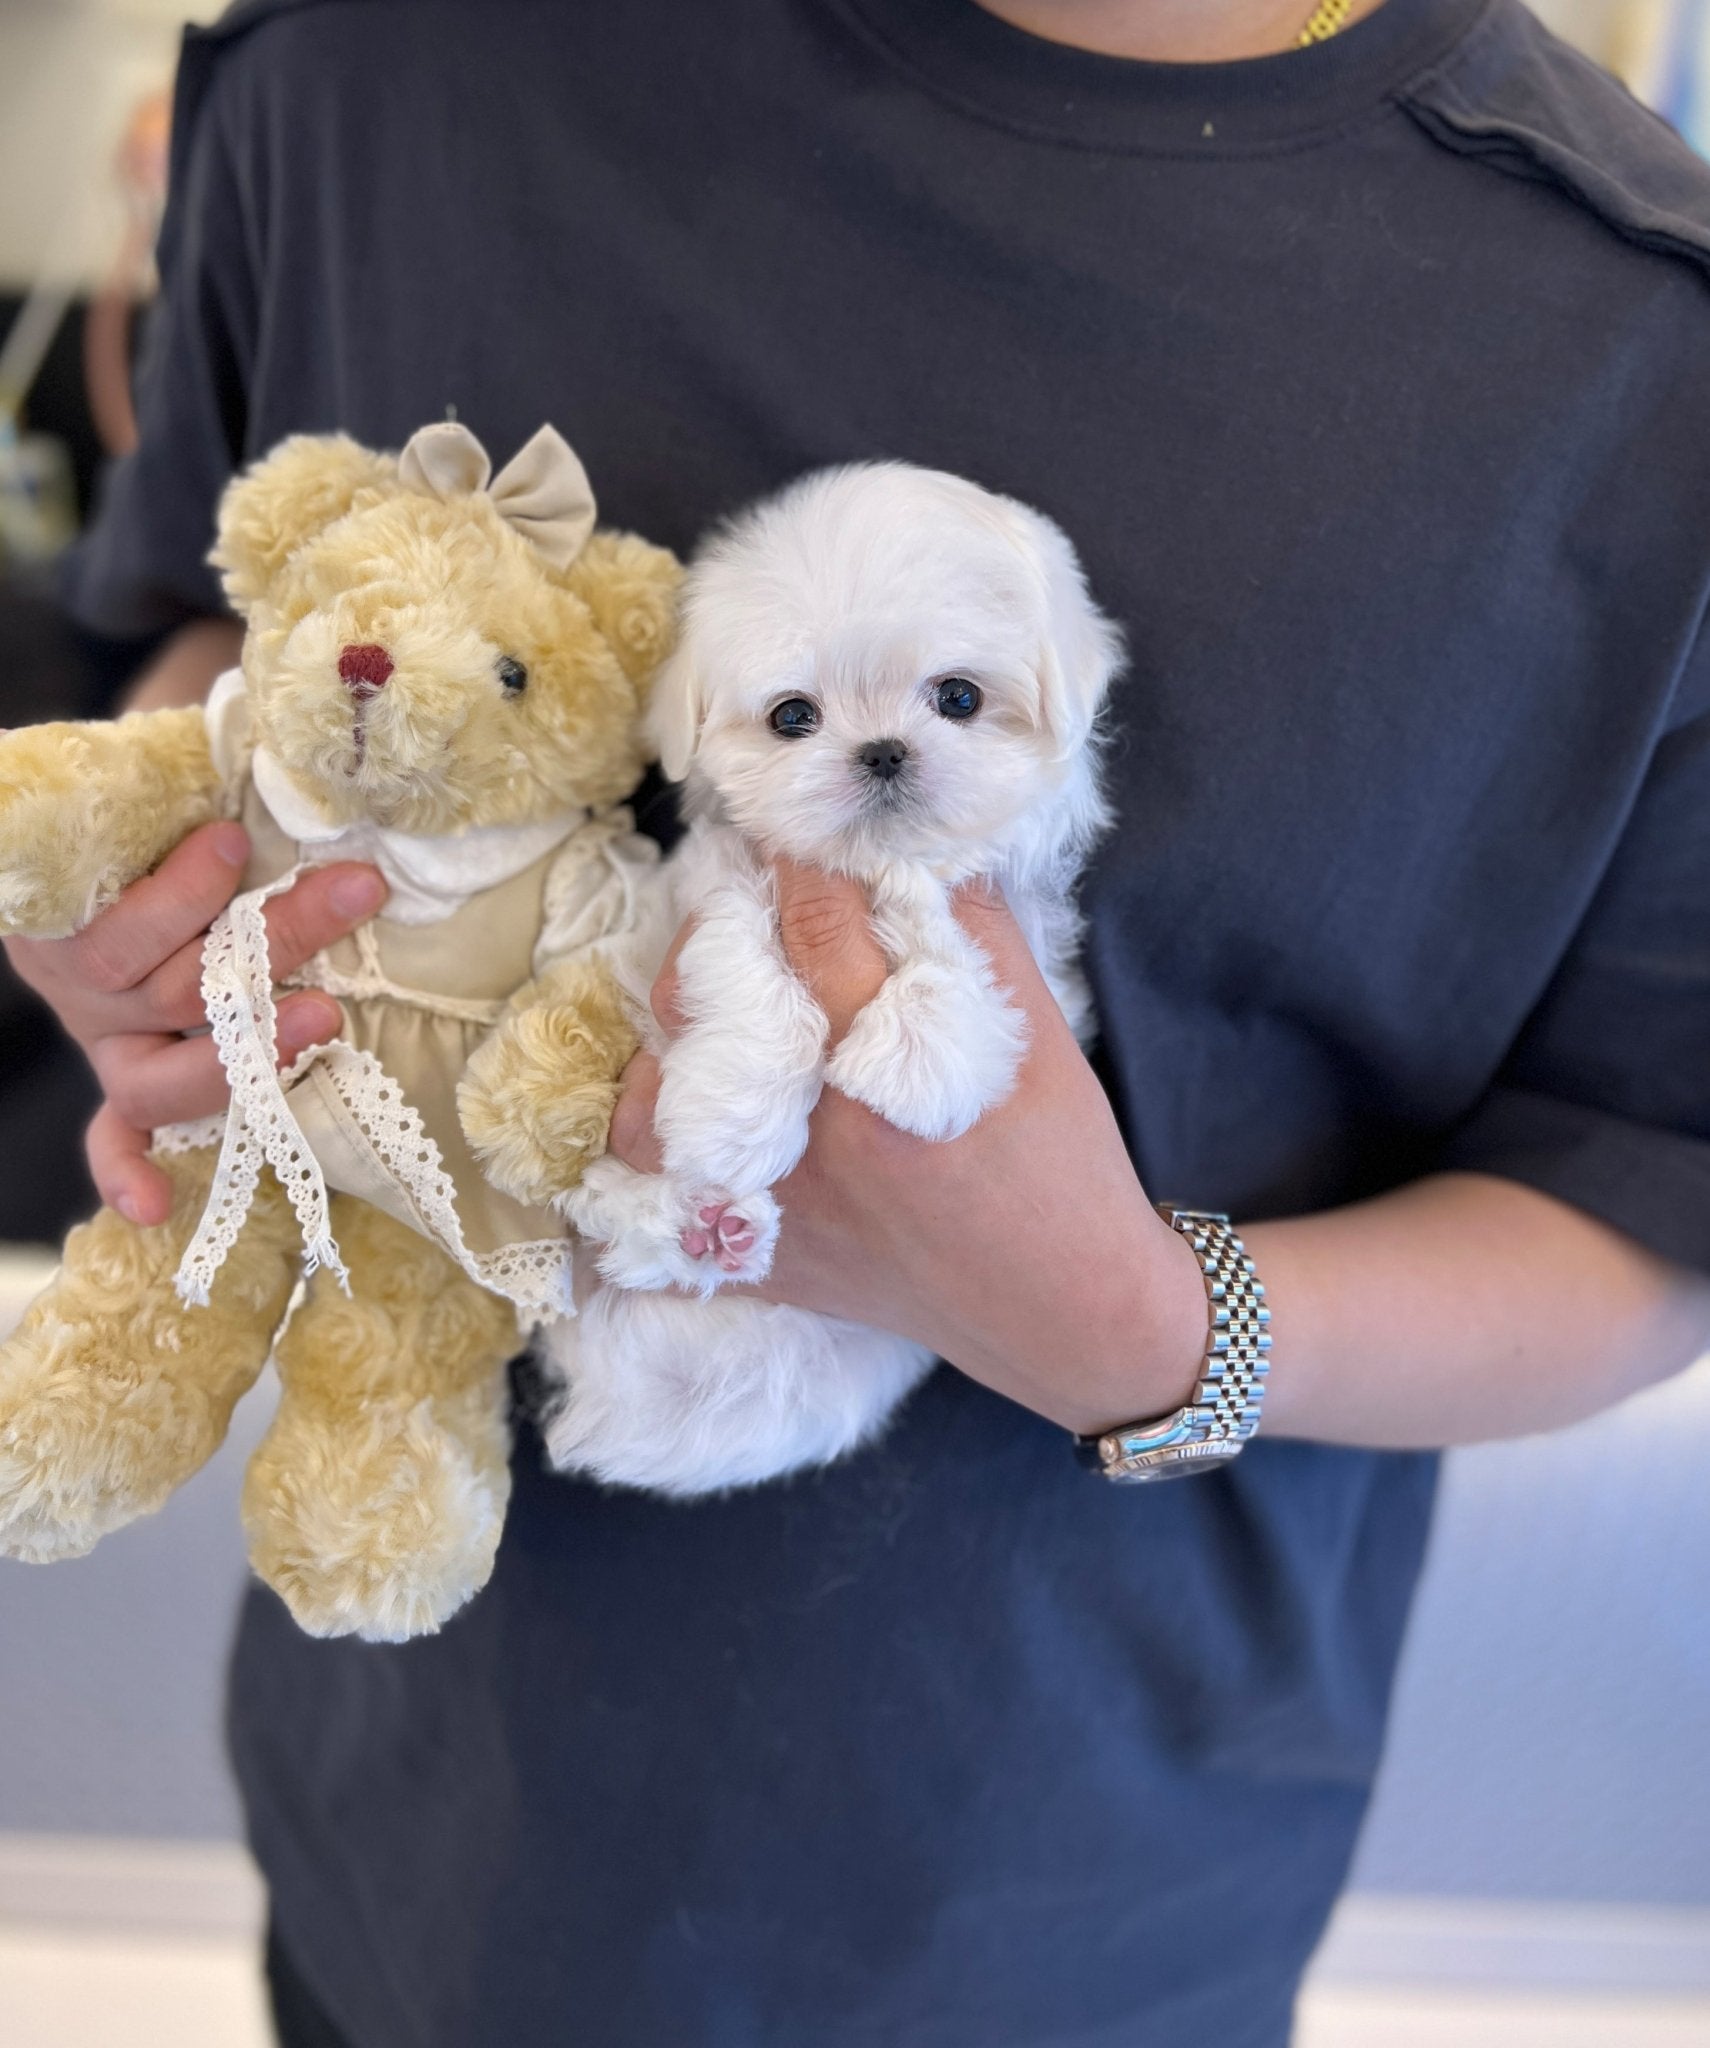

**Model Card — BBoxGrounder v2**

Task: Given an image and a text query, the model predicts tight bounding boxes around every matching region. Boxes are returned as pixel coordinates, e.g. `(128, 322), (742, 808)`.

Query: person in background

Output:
(83, 86), (173, 465)
(11, 2), (1710, 2043)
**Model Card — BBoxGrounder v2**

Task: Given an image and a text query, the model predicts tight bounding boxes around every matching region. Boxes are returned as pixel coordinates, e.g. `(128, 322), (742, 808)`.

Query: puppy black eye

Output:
(934, 676), (982, 721)
(768, 697), (821, 739)
(497, 656), (528, 695)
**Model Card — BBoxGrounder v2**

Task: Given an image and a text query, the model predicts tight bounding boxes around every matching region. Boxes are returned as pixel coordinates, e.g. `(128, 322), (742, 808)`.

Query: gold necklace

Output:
(1298, 0), (1355, 43)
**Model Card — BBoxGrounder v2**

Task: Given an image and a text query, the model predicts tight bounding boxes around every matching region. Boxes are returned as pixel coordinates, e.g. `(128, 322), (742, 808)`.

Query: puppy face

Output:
(653, 464), (1121, 873)
(236, 496), (674, 836)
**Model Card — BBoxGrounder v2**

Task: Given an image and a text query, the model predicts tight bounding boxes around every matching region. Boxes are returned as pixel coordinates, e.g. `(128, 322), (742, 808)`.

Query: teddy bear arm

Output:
(457, 955), (641, 1209)
(0, 706), (224, 939)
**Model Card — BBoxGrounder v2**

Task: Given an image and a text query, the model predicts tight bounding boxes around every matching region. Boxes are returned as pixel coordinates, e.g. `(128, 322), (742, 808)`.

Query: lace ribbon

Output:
(303, 1040), (574, 1324)
(175, 866), (347, 1307)
(169, 867), (577, 1326)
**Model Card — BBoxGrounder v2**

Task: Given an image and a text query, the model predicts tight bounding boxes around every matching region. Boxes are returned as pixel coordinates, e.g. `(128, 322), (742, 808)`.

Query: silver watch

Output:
(1075, 1207), (1271, 1482)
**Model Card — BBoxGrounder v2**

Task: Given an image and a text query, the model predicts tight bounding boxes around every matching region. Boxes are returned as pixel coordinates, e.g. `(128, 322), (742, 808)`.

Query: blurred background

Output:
(0, 2), (1707, 2044)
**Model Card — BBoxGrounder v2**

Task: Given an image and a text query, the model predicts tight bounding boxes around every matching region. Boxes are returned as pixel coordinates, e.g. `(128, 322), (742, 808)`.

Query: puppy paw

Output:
(678, 1194), (775, 1281)
(827, 963), (1027, 1140)
(566, 1161), (778, 1294)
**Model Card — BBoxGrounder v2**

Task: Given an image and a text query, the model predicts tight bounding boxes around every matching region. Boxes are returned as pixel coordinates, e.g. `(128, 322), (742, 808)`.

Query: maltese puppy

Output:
(545, 461), (1121, 1494)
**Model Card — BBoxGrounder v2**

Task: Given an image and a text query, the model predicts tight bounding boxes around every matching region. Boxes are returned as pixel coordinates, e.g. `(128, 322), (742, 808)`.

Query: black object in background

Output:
(0, 294), (106, 526)
(0, 577), (109, 1242)
(0, 293), (159, 1242)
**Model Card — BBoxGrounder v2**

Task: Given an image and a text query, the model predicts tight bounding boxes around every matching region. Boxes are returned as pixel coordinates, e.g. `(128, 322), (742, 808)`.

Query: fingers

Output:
(14, 846), (386, 1045)
(648, 921), (693, 1037)
(261, 862), (388, 980)
(608, 1049), (664, 1173)
(139, 862), (386, 1033)
(62, 821), (251, 997)
(770, 857), (888, 1043)
(86, 992), (342, 1132)
(86, 1103), (172, 1225)
(950, 879), (1057, 1009)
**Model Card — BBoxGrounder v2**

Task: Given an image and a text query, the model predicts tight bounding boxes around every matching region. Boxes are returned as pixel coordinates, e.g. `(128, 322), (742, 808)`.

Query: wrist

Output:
(1047, 1204), (1211, 1437)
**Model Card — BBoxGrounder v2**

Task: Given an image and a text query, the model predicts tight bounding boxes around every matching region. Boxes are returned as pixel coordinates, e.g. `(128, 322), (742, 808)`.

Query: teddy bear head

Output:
(211, 423), (682, 835)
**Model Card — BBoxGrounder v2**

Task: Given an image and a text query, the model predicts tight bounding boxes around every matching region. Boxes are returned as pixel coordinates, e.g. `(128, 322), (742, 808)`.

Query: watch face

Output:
(1109, 1440), (1244, 1482)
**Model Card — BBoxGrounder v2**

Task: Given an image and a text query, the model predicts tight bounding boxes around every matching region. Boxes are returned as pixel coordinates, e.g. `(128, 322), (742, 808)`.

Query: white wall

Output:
(0, 0), (223, 294)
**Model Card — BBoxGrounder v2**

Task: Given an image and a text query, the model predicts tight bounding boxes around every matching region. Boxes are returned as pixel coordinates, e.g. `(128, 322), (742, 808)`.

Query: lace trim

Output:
(153, 1114), (226, 1157)
(468, 1239), (579, 1323)
(532, 809), (661, 978)
(308, 1041), (574, 1322)
(170, 870), (574, 1323)
(176, 867), (347, 1307)
(169, 867), (576, 1325)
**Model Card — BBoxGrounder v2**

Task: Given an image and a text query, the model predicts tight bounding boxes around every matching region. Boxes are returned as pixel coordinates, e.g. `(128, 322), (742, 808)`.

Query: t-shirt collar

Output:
(829, 0), (1493, 154)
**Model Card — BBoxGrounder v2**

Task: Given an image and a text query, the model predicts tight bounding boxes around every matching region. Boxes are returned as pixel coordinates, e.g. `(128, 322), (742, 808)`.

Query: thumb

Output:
(770, 856), (888, 1044)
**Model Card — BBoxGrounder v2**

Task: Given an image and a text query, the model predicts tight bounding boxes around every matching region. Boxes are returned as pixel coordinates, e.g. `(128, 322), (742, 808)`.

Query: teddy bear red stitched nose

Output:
(338, 643), (393, 693)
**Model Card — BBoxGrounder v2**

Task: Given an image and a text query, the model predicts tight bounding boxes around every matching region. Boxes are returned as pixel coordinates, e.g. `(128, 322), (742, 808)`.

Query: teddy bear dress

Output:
(156, 670), (658, 1326)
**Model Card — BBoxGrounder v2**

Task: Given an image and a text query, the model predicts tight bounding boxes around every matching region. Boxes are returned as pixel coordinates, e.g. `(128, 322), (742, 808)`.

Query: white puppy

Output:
(544, 462), (1121, 1494)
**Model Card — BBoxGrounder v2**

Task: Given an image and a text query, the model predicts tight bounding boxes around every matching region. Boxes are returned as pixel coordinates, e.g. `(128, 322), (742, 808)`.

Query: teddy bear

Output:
(0, 420), (680, 1640)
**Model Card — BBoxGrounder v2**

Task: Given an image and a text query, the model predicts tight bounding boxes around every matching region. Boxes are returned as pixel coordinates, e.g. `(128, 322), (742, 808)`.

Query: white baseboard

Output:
(1310, 1892), (1710, 1997)
(0, 1834), (263, 1941)
(2, 1833), (1706, 2000)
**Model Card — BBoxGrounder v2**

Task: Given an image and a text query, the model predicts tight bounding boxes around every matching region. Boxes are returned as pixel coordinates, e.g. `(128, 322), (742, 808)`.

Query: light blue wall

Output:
(1351, 1359), (1710, 1906)
(3, 1325), (1706, 1908)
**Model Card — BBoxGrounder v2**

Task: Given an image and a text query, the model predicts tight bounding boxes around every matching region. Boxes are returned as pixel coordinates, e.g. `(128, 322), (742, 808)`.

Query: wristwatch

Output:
(1075, 1207), (1271, 1482)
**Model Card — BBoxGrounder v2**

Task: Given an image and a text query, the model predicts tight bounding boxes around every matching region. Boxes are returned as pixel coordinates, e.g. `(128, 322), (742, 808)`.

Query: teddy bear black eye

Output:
(934, 676), (983, 721)
(497, 656), (528, 695)
(768, 697), (821, 740)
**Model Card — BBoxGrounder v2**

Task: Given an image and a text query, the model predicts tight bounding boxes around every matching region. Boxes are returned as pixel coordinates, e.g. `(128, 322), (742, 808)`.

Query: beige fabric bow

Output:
(398, 421), (597, 571)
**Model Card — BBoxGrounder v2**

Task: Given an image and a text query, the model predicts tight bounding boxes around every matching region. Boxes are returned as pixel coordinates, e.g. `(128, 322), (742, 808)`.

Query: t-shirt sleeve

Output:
(1439, 631), (1710, 1274)
(59, 36), (256, 638)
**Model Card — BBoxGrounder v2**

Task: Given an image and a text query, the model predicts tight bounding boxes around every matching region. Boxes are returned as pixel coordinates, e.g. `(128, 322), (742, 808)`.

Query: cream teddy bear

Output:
(0, 421), (680, 1640)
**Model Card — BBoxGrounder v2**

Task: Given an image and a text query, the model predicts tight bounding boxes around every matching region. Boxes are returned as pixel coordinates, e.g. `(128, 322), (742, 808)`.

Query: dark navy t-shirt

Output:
(64, 2), (1710, 2042)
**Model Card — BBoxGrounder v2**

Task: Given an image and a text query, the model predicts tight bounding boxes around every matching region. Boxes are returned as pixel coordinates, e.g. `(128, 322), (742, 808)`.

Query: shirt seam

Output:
(1397, 67), (1710, 254)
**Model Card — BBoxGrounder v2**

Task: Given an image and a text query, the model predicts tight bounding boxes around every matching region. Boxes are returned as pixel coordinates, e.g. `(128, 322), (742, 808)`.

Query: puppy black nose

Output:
(857, 737), (910, 782)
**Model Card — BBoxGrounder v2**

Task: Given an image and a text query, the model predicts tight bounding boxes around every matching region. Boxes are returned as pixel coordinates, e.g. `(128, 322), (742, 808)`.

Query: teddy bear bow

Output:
(398, 420), (597, 571)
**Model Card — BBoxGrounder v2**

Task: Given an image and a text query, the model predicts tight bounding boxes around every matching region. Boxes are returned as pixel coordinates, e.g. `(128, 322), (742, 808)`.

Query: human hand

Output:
(6, 821), (386, 1227)
(608, 860), (1207, 1436)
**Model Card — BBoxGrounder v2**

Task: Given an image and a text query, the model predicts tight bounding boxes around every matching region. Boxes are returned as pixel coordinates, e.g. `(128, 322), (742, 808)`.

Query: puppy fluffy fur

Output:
(550, 462), (1121, 1495)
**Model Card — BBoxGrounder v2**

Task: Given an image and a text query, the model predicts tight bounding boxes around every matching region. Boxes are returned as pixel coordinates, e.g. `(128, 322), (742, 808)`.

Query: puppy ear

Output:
(211, 433), (397, 614)
(564, 531), (685, 694)
(1003, 498), (1124, 758)
(645, 637), (705, 784)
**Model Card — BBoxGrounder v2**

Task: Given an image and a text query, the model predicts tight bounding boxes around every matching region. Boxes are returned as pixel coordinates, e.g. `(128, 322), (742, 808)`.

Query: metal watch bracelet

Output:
(1075, 1207), (1271, 1483)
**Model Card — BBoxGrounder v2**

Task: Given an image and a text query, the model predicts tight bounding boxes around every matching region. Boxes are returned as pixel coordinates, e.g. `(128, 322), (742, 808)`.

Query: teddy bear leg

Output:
(0, 1146), (301, 1563)
(241, 1195), (518, 1642)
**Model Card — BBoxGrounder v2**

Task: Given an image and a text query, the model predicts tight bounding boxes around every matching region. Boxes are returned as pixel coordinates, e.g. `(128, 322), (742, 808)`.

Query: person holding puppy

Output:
(17, 0), (1710, 2042)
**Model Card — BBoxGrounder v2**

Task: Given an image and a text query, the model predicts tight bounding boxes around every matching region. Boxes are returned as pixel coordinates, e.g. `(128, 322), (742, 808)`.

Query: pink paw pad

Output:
(680, 1200), (759, 1272)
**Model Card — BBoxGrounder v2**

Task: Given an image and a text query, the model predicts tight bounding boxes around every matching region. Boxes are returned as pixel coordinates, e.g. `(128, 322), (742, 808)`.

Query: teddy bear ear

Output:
(564, 531), (686, 699)
(211, 433), (398, 613)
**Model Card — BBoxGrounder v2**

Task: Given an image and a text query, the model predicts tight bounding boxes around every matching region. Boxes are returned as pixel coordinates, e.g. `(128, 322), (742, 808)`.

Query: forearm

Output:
(627, 870), (1710, 1456)
(1243, 1172), (1710, 1448)
(120, 617), (243, 712)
